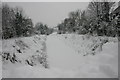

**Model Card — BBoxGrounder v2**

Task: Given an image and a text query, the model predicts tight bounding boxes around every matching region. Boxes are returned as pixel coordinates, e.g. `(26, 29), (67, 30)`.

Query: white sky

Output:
(6, 2), (89, 27)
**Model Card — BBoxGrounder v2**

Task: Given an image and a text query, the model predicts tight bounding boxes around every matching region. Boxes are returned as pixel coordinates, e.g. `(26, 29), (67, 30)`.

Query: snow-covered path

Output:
(47, 34), (83, 70)
(46, 34), (118, 78)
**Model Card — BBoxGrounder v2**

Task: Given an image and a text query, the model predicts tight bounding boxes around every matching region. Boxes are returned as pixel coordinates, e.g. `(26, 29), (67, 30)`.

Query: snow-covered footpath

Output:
(47, 34), (118, 78)
(1, 34), (118, 78)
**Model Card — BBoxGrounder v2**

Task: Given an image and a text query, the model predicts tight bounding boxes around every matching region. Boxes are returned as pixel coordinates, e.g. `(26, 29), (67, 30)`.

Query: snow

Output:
(2, 34), (118, 78)
(2, 35), (49, 77)
(109, 2), (119, 14)
(2, 35), (47, 65)
(46, 34), (118, 78)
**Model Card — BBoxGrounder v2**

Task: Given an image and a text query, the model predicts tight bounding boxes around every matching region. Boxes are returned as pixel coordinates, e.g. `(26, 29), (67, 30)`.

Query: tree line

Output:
(2, 1), (120, 39)
(2, 4), (53, 39)
(57, 1), (120, 37)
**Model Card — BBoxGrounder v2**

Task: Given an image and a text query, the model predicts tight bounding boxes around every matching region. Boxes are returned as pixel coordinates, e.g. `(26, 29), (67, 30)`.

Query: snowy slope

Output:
(58, 34), (118, 56)
(2, 35), (49, 78)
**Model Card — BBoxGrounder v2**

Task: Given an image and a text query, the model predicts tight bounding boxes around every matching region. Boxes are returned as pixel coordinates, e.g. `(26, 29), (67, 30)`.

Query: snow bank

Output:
(2, 35), (49, 77)
(57, 34), (118, 56)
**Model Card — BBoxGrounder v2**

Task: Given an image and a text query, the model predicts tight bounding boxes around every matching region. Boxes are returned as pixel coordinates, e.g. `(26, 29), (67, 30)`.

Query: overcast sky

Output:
(6, 2), (89, 27)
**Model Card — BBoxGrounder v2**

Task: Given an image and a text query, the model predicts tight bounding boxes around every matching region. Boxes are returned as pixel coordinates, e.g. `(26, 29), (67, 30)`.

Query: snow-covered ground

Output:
(47, 34), (118, 78)
(2, 34), (118, 78)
